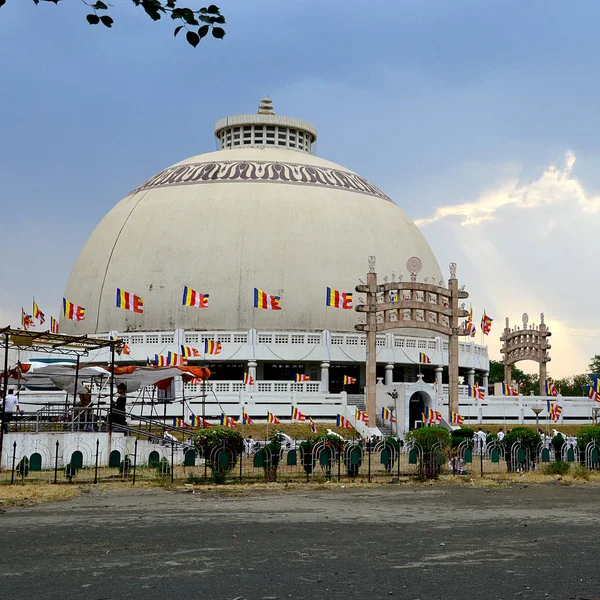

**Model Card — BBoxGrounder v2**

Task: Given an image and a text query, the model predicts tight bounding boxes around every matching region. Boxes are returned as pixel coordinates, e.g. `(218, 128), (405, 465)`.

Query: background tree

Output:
(588, 355), (600, 374)
(553, 374), (591, 397)
(0, 0), (226, 46)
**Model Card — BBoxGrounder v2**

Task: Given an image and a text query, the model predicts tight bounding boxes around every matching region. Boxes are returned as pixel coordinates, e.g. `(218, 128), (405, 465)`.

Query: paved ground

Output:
(1, 482), (599, 599)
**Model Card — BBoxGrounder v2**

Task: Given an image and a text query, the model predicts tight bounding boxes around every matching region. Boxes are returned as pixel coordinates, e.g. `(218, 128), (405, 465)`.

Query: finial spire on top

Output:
(258, 97), (275, 115)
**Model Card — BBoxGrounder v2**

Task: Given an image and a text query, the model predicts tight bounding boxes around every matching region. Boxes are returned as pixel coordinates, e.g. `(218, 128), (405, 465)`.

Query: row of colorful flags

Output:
(460, 306), (494, 338)
(589, 380), (600, 402)
(21, 299), (59, 333)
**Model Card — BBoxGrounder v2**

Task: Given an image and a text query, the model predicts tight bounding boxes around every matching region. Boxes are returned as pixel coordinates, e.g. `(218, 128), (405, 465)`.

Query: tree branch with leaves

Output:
(0, 0), (226, 46)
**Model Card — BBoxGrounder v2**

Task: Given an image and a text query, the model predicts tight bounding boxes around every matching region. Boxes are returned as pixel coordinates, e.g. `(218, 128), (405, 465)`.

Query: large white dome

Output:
(62, 103), (443, 335)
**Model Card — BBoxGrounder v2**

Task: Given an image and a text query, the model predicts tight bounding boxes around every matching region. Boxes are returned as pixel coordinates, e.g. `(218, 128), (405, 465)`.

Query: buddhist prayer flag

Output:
(419, 352), (431, 364)
(21, 309), (33, 330)
(50, 316), (59, 334)
(309, 417), (318, 434)
(243, 373), (254, 385)
(502, 382), (519, 396)
(481, 311), (493, 335)
(468, 384), (485, 400)
(292, 406), (306, 422)
(116, 288), (144, 313)
(33, 300), (45, 325)
(547, 401), (563, 423)
(267, 411), (280, 424)
(172, 418), (189, 428)
(463, 305), (476, 337)
(149, 354), (168, 367)
(110, 335), (131, 355)
(220, 413), (238, 428)
(190, 415), (211, 428)
(545, 380), (559, 397)
(63, 298), (85, 321)
(450, 411), (464, 425)
(588, 386), (600, 403)
(242, 410), (254, 425)
(182, 286), (209, 308)
(336, 414), (353, 429)
(254, 288), (281, 310)
(422, 407), (443, 425)
(167, 352), (187, 366)
(326, 287), (353, 309)
(295, 374), (310, 382)
(381, 407), (396, 423)
(355, 409), (369, 423)
(343, 375), (357, 385)
(204, 339), (222, 355)
(181, 345), (200, 358)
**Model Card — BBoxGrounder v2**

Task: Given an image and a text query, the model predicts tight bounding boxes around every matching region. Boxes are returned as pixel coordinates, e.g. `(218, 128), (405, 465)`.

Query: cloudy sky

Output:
(1, 0), (598, 377)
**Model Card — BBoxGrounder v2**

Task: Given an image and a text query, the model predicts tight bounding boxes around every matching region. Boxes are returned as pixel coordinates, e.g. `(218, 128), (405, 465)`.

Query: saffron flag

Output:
(326, 287), (353, 309)
(167, 352), (187, 366)
(502, 382), (519, 396)
(419, 352), (431, 364)
(292, 406), (306, 422)
(21, 309), (33, 330)
(267, 411), (280, 424)
(336, 414), (353, 429)
(220, 413), (238, 429)
(182, 286), (209, 308)
(116, 288), (144, 313)
(450, 411), (464, 425)
(481, 311), (493, 335)
(355, 409), (369, 423)
(381, 407), (396, 423)
(181, 345), (200, 358)
(254, 288), (281, 310)
(242, 410), (254, 425)
(548, 401), (563, 423)
(172, 417), (189, 428)
(190, 415), (211, 428)
(204, 339), (222, 355)
(295, 374), (310, 382)
(309, 417), (318, 434)
(50, 316), (59, 334)
(110, 335), (131, 355)
(243, 373), (254, 385)
(545, 380), (559, 397)
(343, 375), (357, 385)
(63, 298), (85, 321)
(33, 300), (45, 325)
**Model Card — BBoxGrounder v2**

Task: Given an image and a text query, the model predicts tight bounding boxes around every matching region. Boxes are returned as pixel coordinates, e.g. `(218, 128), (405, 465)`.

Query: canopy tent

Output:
(10, 362), (210, 394)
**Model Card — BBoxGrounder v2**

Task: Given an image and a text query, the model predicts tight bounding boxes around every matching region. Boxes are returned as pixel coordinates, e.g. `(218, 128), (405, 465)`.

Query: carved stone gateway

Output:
(355, 258), (470, 426)
(500, 313), (551, 396)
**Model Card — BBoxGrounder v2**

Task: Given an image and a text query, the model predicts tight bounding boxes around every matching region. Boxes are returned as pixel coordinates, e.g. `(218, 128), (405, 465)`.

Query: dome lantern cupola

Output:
(214, 98), (317, 153)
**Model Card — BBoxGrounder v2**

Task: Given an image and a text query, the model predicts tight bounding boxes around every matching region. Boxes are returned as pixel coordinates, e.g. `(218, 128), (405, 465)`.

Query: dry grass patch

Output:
(0, 484), (81, 507)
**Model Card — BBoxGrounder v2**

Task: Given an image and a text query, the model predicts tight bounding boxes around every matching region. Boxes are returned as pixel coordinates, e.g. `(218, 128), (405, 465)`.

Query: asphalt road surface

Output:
(1, 482), (599, 600)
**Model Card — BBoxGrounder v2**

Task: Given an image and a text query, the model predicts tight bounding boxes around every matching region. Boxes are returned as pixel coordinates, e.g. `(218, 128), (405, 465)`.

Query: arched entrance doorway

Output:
(408, 392), (430, 430)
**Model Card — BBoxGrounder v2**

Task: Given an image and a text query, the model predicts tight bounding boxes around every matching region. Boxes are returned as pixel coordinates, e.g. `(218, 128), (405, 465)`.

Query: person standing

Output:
(3, 389), (22, 433)
(111, 383), (128, 432)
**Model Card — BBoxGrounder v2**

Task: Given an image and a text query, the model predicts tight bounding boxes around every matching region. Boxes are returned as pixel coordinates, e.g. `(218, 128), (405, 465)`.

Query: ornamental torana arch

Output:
(500, 312), (551, 396)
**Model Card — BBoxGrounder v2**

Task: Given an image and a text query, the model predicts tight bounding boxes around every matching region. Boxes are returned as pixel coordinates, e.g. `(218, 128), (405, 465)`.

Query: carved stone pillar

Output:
(385, 363), (394, 386)
(320, 361), (330, 393)
(482, 371), (489, 393)
(467, 369), (475, 387)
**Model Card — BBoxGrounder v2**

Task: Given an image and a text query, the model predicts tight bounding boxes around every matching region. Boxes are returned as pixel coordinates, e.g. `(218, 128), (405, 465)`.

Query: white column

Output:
(482, 371), (489, 393)
(467, 369), (475, 387)
(247, 360), (257, 391)
(434, 366), (443, 386)
(320, 361), (330, 393)
(385, 363), (394, 386)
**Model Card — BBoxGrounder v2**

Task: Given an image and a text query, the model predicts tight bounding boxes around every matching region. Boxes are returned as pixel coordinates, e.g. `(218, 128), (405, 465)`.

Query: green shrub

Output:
(406, 426), (451, 479)
(194, 426), (244, 484)
(503, 427), (541, 471)
(577, 426), (600, 451)
(262, 432), (284, 482)
(450, 428), (475, 448)
(551, 434), (565, 457)
(545, 460), (570, 475)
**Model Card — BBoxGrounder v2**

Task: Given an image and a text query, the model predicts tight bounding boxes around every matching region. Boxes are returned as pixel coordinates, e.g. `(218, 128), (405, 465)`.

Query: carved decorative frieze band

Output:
(133, 160), (392, 202)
